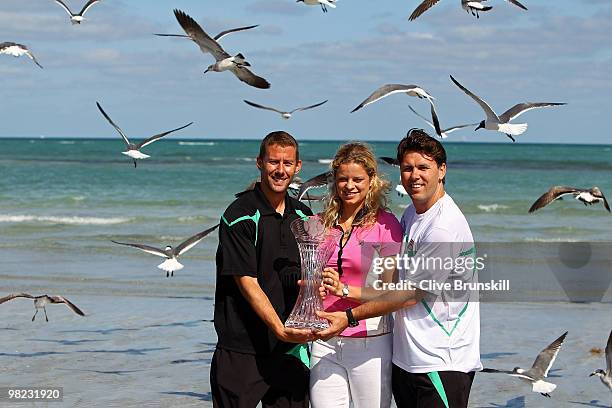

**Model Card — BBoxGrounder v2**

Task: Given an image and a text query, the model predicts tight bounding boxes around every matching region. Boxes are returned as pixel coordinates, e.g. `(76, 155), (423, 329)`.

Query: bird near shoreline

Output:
(0, 293), (85, 322)
(528, 186), (610, 213)
(481, 331), (568, 397)
(173, 9), (270, 89)
(589, 330), (612, 392)
(96, 102), (193, 168)
(111, 224), (219, 277)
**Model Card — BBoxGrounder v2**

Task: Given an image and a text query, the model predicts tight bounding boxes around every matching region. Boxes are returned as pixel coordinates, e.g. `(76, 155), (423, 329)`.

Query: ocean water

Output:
(1, 138), (611, 407)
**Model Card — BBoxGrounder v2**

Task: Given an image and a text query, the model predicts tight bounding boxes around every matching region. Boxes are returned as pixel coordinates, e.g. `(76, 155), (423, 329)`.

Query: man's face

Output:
(400, 151), (446, 213)
(256, 144), (302, 195)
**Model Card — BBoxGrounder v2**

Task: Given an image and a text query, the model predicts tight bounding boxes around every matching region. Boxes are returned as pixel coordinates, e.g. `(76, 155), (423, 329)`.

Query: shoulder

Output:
(434, 195), (469, 225)
(427, 195), (473, 241)
(222, 191), (259, 224)
(376, 210), (402, 231)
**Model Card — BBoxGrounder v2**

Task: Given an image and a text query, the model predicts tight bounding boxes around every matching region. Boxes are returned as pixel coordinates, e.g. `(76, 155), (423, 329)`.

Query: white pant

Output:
(310, 333), (392, 408)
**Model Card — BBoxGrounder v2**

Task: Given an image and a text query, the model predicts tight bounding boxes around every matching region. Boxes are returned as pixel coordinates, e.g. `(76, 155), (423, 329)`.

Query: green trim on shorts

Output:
(427, 371), (450, 408)
(286, 343), (310, 368)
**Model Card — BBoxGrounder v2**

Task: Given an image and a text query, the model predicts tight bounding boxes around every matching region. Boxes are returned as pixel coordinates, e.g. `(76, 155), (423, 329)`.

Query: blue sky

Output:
(0, 0), (610, 143)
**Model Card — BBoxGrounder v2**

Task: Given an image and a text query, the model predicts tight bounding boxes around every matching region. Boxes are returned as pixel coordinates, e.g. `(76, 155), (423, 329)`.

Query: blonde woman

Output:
(310, 142), (402, 408)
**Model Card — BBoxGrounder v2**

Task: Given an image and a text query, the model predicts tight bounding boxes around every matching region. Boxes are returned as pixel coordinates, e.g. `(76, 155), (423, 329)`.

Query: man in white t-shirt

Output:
(318, 129), (481, 408)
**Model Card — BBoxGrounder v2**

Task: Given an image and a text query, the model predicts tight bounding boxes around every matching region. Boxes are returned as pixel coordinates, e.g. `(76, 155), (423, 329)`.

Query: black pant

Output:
(392, 364), (475, 408)
(210, 347), (309, 408)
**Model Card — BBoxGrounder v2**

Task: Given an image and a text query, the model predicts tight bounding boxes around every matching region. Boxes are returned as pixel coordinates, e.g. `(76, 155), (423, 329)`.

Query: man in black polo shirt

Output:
(211, 131), (315, 408)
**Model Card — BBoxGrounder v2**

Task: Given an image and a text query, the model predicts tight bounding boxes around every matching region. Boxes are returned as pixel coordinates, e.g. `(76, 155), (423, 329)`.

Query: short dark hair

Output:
(397, 128), (446, 167)
(258, 131), (299, 161)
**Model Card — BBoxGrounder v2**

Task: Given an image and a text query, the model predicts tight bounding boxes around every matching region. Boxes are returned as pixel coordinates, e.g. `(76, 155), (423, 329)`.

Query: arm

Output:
(321, 254), (397, 303)
(235, 276), (315, 343)
(316, 287), (424, 340)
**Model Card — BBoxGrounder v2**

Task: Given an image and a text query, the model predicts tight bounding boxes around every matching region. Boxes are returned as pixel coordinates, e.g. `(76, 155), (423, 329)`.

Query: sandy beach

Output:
(1, 288), (610, 407)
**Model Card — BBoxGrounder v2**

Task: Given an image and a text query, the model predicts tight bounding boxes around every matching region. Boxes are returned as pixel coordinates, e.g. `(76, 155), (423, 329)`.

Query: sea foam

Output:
(0, 214), (130, 225)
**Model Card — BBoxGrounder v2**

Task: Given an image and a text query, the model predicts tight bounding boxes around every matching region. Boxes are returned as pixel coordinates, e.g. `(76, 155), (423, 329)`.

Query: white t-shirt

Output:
(393, 193), (482, 373)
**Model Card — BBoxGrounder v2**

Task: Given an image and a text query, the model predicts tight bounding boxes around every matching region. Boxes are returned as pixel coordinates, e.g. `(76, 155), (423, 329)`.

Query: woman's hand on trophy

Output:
(322, 267), (343, 297)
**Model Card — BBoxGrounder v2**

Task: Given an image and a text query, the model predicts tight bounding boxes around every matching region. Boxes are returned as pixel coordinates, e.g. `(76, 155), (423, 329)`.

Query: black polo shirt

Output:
(214, 183), (313, 355)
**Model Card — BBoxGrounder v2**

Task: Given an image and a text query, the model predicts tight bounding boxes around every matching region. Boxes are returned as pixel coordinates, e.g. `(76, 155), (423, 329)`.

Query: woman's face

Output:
(335, 162), (371, 209)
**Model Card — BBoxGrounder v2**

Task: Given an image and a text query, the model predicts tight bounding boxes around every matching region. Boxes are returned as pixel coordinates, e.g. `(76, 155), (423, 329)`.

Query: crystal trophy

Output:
(285, 216), (342, 331)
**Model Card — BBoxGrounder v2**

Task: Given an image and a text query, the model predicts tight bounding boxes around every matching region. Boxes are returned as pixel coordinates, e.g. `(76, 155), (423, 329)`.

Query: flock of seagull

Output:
(1, 0), (611, 401)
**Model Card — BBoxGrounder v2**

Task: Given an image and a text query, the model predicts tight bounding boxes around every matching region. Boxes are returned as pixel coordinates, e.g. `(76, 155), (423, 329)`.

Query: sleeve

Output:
(377, 212), (403, 258)
(218, 214), (258, 277)
(403, 227), (457, 296)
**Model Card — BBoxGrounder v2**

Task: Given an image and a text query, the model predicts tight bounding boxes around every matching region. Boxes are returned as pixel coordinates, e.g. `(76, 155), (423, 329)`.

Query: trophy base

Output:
(285, 319), (329, 332)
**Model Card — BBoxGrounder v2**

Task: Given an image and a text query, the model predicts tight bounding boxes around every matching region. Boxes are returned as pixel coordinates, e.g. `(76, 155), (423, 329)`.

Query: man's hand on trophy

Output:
(322, 267), (343, 297)
(314, 310), (348, 341)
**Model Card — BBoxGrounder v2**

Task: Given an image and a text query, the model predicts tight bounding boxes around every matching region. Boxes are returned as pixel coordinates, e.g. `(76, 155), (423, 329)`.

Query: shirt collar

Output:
(253, 182), (296, 216)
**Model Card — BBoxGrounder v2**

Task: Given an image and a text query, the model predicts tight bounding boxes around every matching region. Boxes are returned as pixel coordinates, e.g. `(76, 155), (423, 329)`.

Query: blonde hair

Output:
(322, 142), (390, 230)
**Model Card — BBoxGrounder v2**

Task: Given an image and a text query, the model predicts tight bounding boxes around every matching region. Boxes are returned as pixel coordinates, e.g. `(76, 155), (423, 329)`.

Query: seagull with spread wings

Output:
(409, 103), (477, 139)
(155, 23), (259, 42)
(409, 0), (527, 21)
(528, 186), (610, 213)
(450, 75), (566, 142)
(52, 0), (101, 24)
(482, 332), (568, 398)
(296, 0), (337, 13)
(112, 224), (219, 277)
(351, 84), (434, 113)
(96, 102), (193, 168)
(244, 99), (328, 119)
(0, 293), (85, 322)
(0, 42), (43, 69)
(173, 9), (270, 89)
(295, 171), (331, 201)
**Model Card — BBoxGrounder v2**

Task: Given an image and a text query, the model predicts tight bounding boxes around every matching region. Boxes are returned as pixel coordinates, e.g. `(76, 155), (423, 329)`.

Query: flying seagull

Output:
(52, 0), (101, 24)
(0, 293), (85, 322)
(528, 186), (610, 213)
(112, 224), (219, 277)
(409, 0), (526, 20)
(590, 329), (612, 392)
(351, 84), (434, 113)
(295, 171), (331, 201)
(409, 103), (477, 139)
(450, 75), (565, 142)
(296, 0), (337, 13)
(482, 331), (568, 397)
(173, 9), (270, 89)
(154, 24), (259, 42)
(235, 177), (327, 202)
(96, 102), (193, 168)
(379, 157), (408, 196)
(243, 99), (328, 119)
(461, 1), (493, 18)
(290, 176), (326, 202)
(0, 42), (43, 69)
